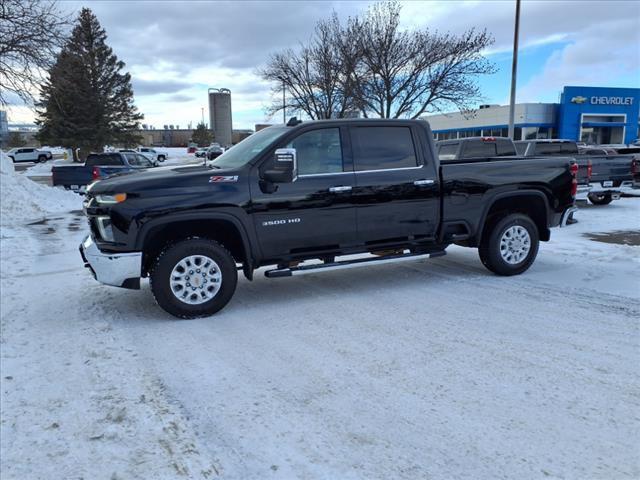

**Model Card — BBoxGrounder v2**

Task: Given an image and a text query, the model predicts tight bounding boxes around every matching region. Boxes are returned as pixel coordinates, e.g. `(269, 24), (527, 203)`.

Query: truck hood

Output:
(88, 164), (242, 194)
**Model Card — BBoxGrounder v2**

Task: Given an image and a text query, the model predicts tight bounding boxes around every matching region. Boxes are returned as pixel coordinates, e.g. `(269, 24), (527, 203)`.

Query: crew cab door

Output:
(349, 125), (440, 245)
(16, 148), (34, 162)
(250, 126), (357, 260)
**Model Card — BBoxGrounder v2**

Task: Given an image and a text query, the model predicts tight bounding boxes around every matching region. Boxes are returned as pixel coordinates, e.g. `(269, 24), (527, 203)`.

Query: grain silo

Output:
(208, 88), (233, 147)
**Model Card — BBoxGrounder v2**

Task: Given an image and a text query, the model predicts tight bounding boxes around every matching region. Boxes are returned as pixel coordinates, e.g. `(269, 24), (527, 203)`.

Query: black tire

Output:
(587, 193), (613, 205)
(157, 155), (166, 162)
(478, 213), (539, 276)
(37, 155), (47, 163)
(150, 238), (238, 318)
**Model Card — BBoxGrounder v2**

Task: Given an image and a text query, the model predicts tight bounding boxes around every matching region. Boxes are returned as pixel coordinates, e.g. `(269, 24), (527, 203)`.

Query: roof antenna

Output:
(287, 117), (302, 127)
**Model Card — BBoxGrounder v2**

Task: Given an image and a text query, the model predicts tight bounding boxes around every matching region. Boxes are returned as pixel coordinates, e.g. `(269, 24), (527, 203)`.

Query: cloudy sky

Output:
(7, 0), (640, 129)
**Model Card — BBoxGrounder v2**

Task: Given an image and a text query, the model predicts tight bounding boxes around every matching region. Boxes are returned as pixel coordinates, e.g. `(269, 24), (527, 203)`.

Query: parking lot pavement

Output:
(1, 199), (639, 479)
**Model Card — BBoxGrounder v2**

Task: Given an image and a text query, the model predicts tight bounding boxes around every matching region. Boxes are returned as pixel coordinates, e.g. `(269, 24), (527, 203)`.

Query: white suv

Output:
(137, 147), (167, 162)
(6, 147), (53, 163)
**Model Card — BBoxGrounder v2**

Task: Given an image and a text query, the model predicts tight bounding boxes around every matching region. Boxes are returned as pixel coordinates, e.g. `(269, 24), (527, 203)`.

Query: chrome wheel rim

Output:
(170, 255), (222, 304)
(499, 225), (531, 265)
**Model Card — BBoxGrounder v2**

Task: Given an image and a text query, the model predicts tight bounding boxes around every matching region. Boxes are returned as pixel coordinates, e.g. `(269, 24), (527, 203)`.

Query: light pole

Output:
(508, 0), (521, 139)
(282, 79), (286, 124)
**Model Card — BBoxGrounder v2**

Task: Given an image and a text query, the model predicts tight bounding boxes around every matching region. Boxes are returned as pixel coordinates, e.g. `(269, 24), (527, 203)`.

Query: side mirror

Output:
(263, 148), (297, 183)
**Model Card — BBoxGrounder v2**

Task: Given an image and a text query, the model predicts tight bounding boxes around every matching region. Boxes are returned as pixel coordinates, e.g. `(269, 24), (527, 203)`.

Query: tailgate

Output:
(51, 165), (92, 186)
(589, 155), (634, 185)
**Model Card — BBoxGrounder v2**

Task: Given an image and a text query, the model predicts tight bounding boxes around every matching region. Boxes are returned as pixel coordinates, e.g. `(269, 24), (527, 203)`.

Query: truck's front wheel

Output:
(478, 213), (539, 276)
(150, 238), (238, 318)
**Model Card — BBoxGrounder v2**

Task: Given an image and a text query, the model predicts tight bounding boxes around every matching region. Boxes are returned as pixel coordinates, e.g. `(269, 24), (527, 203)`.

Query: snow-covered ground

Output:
(0, 151), (81, 225)
(1, 187), (639, 478)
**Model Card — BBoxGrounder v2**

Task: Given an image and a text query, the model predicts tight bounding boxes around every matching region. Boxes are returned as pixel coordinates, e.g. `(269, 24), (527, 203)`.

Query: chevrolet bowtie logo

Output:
(571, 96), (588, 104)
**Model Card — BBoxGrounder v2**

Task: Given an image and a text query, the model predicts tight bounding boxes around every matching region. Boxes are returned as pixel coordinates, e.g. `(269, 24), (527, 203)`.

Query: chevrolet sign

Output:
(571, 96), (588, 104)
(591, 96), (634, 105)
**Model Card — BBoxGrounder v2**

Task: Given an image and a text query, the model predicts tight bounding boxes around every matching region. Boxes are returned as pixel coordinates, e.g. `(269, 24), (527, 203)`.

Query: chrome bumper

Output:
(79, 236), (142, 289)
(588, 180), (634, 195)
(560, 206), (578, 227)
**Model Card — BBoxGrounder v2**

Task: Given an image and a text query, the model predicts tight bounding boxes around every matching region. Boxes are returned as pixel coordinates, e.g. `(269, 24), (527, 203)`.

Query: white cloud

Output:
(6, 0), (639, 129)
(517, 17), (640, 103)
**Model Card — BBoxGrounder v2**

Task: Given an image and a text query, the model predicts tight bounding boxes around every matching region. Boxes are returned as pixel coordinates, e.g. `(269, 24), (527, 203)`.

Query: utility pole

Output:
(508, 0), (521, 140)
(201, 107), (205, 126)
(282, 79), (286, 124)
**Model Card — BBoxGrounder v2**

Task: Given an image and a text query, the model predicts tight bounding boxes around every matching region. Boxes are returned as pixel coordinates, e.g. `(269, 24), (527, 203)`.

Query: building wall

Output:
(422, 103), (556, 140)
(558, 86), (640, 143)
(422, 86), (640, 143)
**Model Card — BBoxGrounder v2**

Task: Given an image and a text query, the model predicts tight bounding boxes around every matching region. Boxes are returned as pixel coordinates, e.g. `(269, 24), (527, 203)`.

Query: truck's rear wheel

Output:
(479, 213), (539, 276)
(37, 155), (47, 163)
(150, 238), (237, 318)
(587, 193), (613, 205)
(157, 155), (166, 162)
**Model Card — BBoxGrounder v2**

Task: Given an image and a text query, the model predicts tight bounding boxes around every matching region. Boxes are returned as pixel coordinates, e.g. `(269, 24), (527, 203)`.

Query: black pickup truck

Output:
(52, 151), (156, 191)
(80, 119), (577, 318)
(436, 137), (591, 194)
(515, 139), (638, 205)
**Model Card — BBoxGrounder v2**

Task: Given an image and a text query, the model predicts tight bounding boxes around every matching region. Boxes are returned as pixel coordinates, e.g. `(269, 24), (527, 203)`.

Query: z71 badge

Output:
(209, 175), (238, 183)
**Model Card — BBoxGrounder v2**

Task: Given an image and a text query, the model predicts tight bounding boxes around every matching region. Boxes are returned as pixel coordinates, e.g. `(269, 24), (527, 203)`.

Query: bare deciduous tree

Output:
(259, 13), (358, 120)
(261, 0), (496, 120)
(0, 0), (70, 107)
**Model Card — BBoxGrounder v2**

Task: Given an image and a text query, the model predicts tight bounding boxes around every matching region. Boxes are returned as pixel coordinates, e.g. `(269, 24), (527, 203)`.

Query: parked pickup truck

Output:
(515, 139), (637, 205)
(137, 147), (167, 163)
(6, 147), (53, 163)
(80, 118), (577, 318)
(437, 137), (591, 194)
(52, 151), (156, 191)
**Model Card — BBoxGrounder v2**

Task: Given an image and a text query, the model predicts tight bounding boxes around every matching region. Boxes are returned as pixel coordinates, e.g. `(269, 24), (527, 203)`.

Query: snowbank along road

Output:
(1, 195), (639, 479)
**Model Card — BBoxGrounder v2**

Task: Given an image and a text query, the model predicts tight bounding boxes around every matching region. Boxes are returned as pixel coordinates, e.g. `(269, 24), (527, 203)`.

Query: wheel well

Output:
(141, 219), (248, 275)
(480, 195), (550, 244)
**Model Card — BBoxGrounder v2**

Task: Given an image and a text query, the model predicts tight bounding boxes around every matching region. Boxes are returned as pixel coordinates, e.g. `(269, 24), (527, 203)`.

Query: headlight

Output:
(95, 216), (115, 242)
(95, 193), (127, 205)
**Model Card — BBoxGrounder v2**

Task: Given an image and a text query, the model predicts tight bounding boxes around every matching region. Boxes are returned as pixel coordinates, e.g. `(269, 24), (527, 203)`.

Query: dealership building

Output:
(423, 86), (640, 144)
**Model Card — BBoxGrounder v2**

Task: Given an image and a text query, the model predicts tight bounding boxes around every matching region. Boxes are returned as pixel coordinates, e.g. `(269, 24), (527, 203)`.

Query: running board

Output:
(265, 250), (446, 278)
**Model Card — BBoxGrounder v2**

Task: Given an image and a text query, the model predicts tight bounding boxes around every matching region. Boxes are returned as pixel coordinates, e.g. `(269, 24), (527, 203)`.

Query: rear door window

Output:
(438, 144), (458, 161)
(124, 153), (142, 166)
(351, 126), (418, 171)
(86, 154), (123, 166)
(461, 141), (497, 158)
(135, 154), (154, 167)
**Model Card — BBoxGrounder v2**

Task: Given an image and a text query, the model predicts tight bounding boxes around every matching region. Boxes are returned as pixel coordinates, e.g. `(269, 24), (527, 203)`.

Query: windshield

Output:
(211, 126), (288, 169)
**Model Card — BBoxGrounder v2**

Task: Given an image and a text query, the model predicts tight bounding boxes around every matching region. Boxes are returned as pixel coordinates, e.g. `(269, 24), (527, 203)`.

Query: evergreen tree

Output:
(191, 122), (213, 147)
(36, 8), (142, 155)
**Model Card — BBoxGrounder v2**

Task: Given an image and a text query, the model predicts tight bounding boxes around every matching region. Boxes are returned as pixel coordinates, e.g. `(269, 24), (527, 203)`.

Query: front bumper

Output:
(79, 235), (142, 289)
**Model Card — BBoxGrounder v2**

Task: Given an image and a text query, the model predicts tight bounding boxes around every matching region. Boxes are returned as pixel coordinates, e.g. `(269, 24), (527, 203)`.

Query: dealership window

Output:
(524, 126), (555, 140)
(514, 127), (522, 140)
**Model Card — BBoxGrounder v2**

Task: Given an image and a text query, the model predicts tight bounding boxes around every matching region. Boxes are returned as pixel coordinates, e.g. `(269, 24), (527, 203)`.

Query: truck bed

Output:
(439, 155), (575, 245)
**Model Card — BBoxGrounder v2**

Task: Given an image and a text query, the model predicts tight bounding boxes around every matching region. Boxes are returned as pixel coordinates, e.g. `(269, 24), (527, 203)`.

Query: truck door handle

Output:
(414, 179), (435, 186)
(329, 185), (352, 193)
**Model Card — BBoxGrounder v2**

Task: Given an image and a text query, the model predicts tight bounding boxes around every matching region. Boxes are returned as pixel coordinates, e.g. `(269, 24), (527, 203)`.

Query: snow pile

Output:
(24, 158), (75, 177)
(1, 150), (81, 225)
